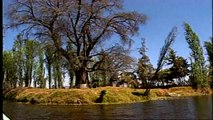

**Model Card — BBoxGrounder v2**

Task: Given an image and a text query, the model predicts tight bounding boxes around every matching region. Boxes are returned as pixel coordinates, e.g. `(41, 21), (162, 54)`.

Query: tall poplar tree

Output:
(204, 38), (213, 69)
(44, 43), (55, 89)
(24, 40), (39, 87)
(204, 37), (213, 87)
(38, 46), (46, 88)
(3, 51), (17, 88)
(52, 51), (63, 89)
(184, 23), (208, 88)
(13, 34), (25, 87)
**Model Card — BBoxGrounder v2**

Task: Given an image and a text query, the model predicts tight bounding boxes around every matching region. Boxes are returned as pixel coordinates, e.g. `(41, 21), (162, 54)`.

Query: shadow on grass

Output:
(132, 91), (145, 96)
(95, 90), (107, 103)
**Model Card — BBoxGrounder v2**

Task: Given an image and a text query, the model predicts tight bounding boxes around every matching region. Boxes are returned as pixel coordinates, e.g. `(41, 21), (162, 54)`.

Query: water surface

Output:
(3, 95), (212, 119)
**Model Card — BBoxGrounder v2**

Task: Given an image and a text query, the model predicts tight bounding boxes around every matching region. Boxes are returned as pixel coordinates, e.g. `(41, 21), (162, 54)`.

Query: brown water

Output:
(3, 95), (212, 120)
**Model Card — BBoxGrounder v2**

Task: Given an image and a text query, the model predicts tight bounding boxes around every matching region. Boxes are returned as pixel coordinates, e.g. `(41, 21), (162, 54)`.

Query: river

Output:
(3, 95), (212, 120)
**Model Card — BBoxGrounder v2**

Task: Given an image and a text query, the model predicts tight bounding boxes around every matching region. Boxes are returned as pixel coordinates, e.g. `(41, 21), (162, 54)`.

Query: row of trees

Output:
(3, 22), (212, 91)
(3, 0), (212, 95)
(3, 34), (135, 89)
(3, 35), (65, 89)
(137, 23), (212, 94)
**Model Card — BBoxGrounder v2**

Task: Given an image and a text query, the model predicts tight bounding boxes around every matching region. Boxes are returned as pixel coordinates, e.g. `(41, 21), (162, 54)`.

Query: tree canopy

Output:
(6, 0), (147, 86)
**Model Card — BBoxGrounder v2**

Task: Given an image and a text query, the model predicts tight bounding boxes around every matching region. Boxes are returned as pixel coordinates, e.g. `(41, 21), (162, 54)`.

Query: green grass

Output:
(3, 86), (212, 105)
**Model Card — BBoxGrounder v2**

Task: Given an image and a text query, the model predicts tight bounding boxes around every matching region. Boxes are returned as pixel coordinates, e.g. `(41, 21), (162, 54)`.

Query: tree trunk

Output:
(57, 71), (62, 88)
(29, 64), (33, 87)
(69, 76), (73, 88)
(55, 62), (62, 88)
(144, 89), (150, 96)
(48, 64), (52, 89)
(68, 69), (74, 88)
(34, 80), (37, 88)
(144, 79), (154, 96)
(25, 72), (29, 87)
(54, 79), (57, 89)
(75, 66), (88, 87)
(18, 71), (23, 87)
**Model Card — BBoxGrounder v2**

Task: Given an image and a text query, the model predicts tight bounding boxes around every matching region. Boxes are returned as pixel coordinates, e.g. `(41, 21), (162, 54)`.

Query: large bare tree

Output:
(6, 0), (146, 87)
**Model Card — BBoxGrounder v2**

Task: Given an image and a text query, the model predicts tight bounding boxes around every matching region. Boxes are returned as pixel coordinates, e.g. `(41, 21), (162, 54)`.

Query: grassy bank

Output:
(3, 86), (212, 105)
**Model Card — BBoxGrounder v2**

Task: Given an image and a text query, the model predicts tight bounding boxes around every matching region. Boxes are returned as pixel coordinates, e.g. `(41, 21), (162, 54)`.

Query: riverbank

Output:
(3, 86), (212, 105)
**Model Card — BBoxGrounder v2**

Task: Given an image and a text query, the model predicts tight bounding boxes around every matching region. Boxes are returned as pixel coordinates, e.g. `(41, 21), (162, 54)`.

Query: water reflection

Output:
(193, 95), (213, 119)
(3, 95), (212, 120)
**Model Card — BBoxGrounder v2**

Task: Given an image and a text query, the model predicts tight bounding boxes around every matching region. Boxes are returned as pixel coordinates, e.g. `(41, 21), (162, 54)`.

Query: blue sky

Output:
(124, 0), (212, 67)
(3, 0), (212, 68)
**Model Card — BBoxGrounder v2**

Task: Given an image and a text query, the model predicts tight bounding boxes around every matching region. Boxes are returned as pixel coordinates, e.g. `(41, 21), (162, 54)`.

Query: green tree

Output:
(52, 51), (63, 89)
(172, 57), (189, 85)
(24, 40), (39, 87)
(37, 46), (46, 88)
(156, 69), (171, 86)
(3, 51), (17, 89)
(204, 37), (213, 87)
(13, 34), (25, 87)
(7, 0), (147, 87)
(204, 38), (213, 67)
(137, 38), (154, 88)
(184, 23), (208, 88)
(166, 49), (189, 85)
(64, 41), (75, 88)
(44, 44), (55, 89)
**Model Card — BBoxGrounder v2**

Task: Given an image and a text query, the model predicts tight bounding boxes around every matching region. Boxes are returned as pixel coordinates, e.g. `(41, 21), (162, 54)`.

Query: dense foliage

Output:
(165, 49), (189, 85)
(204, 38), (213, 87)
(184, 23), (209, 88)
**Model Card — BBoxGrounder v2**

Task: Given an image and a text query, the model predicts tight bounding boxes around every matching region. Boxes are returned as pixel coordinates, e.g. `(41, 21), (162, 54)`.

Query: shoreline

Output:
(3, 86), (212, 105)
